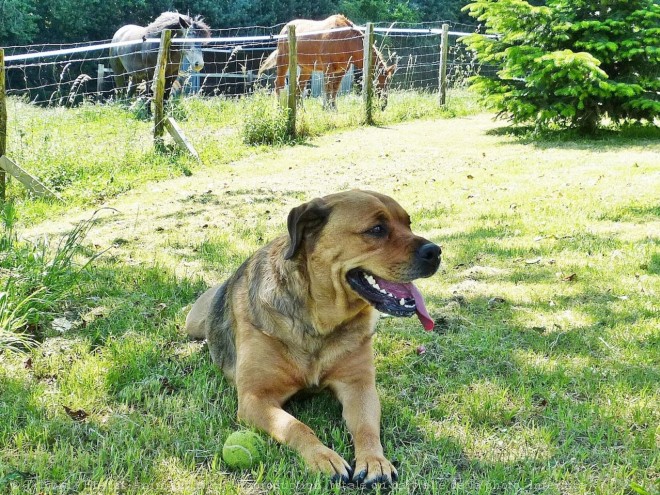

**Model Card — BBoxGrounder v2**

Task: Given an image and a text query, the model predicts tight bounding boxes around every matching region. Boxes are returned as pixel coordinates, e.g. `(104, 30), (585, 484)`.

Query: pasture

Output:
(0, 95), (659, 494)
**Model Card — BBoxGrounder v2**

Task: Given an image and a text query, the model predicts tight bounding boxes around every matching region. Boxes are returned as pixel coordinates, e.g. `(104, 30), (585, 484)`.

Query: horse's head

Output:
(175, 14), (210, 72)
(374, 62), (397, 110)
(373, 47), (397, 110)
(147, 13), (211, 72)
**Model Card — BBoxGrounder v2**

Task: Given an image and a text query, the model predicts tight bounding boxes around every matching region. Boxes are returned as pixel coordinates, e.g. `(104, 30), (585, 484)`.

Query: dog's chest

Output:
(292, 331), (370, 388)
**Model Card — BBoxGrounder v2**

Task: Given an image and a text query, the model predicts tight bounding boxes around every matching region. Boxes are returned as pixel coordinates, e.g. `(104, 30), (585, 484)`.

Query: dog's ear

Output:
(284, 198), (331, 260)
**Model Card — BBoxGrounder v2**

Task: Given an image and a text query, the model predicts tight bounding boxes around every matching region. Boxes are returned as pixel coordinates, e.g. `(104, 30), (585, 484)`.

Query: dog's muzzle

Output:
(415, 242), (441, 277)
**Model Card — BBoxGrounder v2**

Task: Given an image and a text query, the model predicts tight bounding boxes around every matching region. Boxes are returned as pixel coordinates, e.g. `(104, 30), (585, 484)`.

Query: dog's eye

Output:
(365, 225), (387, 237)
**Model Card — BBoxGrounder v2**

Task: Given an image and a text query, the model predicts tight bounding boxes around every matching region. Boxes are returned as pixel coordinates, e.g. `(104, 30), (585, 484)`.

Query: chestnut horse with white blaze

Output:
(258, 15), (396, 109)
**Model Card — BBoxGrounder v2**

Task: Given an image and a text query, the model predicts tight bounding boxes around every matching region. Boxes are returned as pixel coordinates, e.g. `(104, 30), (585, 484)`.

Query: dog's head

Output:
(284, 190), (440, 330)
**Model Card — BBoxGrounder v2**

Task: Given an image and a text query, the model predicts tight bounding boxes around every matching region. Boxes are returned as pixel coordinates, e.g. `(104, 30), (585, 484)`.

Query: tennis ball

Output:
(222, 430), (265, 469)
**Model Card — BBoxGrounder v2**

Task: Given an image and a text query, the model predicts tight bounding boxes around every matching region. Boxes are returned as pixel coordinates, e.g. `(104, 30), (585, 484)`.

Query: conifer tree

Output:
(462, 0), (660, 132)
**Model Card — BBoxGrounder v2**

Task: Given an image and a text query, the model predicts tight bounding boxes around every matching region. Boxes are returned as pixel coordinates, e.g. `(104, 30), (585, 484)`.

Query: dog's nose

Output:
(417, 242), (441, 263)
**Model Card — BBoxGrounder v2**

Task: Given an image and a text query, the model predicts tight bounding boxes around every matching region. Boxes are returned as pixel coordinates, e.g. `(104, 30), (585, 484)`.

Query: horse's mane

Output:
(335, 14), (356, 28)
(145, 12), (210, 37)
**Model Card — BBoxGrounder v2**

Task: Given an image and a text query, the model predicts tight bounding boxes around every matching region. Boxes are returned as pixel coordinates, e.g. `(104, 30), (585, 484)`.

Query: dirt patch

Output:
(29, 114), (502, 238)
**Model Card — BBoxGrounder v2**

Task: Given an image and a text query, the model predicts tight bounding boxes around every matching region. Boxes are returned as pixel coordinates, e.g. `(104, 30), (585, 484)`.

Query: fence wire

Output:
(3, 21), (487, 105)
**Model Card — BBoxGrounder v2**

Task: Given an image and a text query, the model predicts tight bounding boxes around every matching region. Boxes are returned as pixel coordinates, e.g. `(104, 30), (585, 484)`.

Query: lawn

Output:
(0, 94), (658, 494)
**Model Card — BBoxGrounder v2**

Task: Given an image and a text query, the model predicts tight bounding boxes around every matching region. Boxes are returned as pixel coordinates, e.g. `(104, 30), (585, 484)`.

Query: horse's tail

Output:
(258, 49), (279, 78)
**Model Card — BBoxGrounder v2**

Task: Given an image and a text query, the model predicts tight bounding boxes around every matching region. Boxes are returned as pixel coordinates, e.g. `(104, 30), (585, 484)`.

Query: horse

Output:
(109, 12), (210, 100)
(258, 15), (396, 110)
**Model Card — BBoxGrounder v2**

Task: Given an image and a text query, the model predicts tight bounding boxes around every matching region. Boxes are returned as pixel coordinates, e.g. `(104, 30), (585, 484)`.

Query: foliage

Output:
(0, 0), (39, 45)
(461, 0), (660, 132)
(0, 0), (471, 45)
(241, 90), (292, 145)
(338, 0), (421, 23)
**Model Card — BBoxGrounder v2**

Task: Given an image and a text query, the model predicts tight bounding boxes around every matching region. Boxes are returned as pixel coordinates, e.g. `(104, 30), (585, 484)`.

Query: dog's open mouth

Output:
(346, 269), (434, 331)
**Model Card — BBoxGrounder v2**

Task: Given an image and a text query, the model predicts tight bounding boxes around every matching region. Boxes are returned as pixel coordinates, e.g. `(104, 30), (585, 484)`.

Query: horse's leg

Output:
(322, 69), (335, 110)
(109, 55), (126, 98)
(164, 74), (177, 101)
(142, 78), (152, 117)
(326, 68), (344, 111)
(298, 69), (312, 102)
(113, 75), (126, 98)
(126, 76), (136, 98)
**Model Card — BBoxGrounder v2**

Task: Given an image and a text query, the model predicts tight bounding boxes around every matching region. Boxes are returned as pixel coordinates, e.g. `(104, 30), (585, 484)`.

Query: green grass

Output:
(5, 88), (477, 224)
(0, 99), (658, 494)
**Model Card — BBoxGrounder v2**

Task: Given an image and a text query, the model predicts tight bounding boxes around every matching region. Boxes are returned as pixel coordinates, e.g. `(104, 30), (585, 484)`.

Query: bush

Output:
(461, 0), (660, 132)
(241, 90), (291, 145)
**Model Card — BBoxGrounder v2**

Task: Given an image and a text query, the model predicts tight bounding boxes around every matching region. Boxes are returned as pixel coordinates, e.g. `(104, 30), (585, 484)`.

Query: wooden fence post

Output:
(0, 48), (59, 201)
(0, 49), (6, 201)
(153, 29), (172, 146)
(363, 22), (375, 125)
(286, 24), (297, 138)
(438, 23), (449, 106)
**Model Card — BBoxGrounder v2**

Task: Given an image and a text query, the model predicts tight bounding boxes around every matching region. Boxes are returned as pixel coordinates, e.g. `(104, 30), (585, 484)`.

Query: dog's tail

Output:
(258, 49), (278, 78)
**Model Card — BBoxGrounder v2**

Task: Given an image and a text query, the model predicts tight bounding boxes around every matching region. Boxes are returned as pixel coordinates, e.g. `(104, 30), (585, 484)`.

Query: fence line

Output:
(0, 20), (492, 199)
(4, 28), (493, 63)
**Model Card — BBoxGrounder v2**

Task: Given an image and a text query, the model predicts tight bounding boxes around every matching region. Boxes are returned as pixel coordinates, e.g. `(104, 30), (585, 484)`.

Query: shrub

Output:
(241, 90), (291, 145)
(461, 0), (660, 132)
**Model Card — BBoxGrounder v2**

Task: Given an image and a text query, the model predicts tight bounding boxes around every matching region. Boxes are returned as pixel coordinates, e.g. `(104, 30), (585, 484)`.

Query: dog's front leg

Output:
(330, 364), (398, 487)
(237, 391), (353, 482)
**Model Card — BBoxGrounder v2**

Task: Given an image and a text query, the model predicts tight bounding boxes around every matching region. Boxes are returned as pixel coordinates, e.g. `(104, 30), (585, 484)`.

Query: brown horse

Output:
(258, 15), (396, 109)
(109, 12), (210, 100)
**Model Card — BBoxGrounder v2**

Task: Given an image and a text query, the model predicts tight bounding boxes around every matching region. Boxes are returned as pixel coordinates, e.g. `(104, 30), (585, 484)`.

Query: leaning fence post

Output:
(0, 49), (6, 201)
(153, 29), (172, 147)
(438, 23), (449, 106)
(286, 24), (297, 138)
(363, 22), (375, 125)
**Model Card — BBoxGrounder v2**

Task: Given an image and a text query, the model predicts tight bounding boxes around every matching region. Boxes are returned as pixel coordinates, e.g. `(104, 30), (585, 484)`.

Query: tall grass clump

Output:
(241, 89), (291, 145)
(0, 203), (98, 351)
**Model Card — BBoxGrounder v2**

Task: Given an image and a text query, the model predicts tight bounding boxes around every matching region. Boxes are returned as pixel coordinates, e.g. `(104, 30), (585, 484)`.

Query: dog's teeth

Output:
(379, 289), (387, 294)
(373, 283), (381, 290)
(399, 298), (406, 306)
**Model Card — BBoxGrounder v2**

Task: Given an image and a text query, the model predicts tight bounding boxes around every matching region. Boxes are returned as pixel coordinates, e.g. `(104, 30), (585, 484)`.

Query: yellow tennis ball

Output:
(222, 431), (265, 469)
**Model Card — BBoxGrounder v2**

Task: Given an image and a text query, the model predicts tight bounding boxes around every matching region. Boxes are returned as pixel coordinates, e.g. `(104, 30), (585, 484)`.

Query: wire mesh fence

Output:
(3, 19), (487, 105)
(0, 17), (492, 201)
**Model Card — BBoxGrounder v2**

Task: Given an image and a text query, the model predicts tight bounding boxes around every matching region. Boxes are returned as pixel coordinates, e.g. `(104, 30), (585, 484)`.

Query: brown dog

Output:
(185, 190), (440, 486)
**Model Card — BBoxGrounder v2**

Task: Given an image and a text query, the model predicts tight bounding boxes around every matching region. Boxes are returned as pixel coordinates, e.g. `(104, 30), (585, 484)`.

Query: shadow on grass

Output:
(2, 201), (657, 493)
(485, 123), (660, 151)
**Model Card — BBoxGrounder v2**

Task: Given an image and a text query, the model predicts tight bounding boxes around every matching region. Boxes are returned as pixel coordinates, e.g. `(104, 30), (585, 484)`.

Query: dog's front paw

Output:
(305, 445), (353, 483)
(353, 454), (398, 487)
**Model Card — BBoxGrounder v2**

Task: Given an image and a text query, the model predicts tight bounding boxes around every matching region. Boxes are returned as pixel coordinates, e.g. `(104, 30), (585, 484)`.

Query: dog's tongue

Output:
(377, 279), (435, 331)
(408, 283), (435, 331)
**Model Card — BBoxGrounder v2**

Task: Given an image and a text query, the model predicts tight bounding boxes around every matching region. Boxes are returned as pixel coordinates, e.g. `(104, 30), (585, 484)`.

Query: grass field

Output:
(1, 92), (659, 494)
(4, 89), (479, 224)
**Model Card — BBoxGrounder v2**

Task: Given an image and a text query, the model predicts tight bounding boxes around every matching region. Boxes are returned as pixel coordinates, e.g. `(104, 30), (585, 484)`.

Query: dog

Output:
(185, 190), (441, 486)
